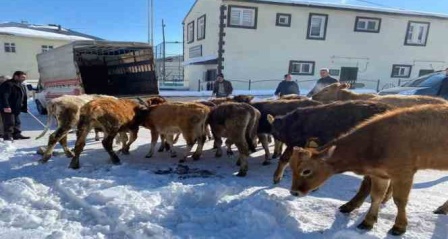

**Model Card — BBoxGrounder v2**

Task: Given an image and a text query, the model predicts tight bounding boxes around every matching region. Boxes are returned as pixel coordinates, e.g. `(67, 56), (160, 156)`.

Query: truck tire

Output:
(36, 100), (47, 115)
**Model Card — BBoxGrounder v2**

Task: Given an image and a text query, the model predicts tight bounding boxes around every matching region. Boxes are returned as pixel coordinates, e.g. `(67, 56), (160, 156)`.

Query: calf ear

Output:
(267, 114), (275, 124)
(306, 137), (319, 148)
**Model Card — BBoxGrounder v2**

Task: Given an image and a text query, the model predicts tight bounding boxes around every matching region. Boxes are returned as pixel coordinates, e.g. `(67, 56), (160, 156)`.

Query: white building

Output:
(183, 0), (448, 91)
(0, 22), (101, 82)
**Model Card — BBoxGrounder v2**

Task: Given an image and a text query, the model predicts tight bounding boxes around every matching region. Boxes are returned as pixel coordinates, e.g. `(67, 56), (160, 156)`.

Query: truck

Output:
(32, 40), (158, 114)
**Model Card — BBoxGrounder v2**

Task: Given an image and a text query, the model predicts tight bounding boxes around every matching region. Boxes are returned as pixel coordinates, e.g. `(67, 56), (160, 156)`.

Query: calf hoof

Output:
(112, 161), (122, 165)
(236, 170), (247, 177)
(235, 160), (241, 166)
(170, 153), (177, 158)
(179, 159), (186, 163)
(215, 151), (222, 158)
(121, 149), (130, 155)
(389, 226), (406, 236)
(357, 221), (374, 231)
(95, 137), (100, 141)
(434, 206), (448, 215)
(145, 154), (153, 159)
(262, 160), (271, 166)
(68, 163), (80, 170)
(157, 147), (164, 152)
(273, 176), (281, 184)
(192, 153), (201, 161)
(39, 155), (51, 164)
(339, 203), (357, 213)
(272, 154), (279, 159)
(226, 150), (234, 156)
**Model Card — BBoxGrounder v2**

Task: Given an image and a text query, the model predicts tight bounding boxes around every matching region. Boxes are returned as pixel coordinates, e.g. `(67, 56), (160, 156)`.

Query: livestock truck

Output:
(32, 40), (158, 114)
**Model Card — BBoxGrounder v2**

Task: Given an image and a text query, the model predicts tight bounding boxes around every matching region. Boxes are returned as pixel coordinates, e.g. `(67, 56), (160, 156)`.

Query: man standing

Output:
(212, 73), (233, 98)
(307, 68), (338, 97)
(274, 74), (300, 97)
(0, 71), (30, 142)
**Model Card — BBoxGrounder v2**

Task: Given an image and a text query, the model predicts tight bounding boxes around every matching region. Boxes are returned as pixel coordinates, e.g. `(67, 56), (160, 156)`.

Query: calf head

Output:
(289, 146), (336, 197)
(233, 94), (254, 103)
(311, 83), (350, 103)
(146, 96), (167, 106)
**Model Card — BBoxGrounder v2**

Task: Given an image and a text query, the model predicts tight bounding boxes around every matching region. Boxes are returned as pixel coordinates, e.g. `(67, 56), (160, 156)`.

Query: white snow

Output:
(0, 98), (447, 238)
(0, 27), (94, 41)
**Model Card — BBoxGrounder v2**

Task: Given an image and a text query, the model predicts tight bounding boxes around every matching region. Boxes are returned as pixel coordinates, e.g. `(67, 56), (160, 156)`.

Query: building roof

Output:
(224, 0), (448, 20)
(0, 22), (103, 41)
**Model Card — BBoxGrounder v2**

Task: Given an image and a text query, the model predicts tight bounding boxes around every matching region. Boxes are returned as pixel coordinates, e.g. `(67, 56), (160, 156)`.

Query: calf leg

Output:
(258, 134), (271, 165)
(94, 128), (101, 141)
(69, 126), (91, 169)
(158, 134), (166, 152)
(389, 177), (413, 236)
(339, 176), (372, 213)
(357, 176), (389, 231)
(180, 135), (194, 163)
(214, 136), (223, 158)
(225, 139), (234, 157)
(234, 137), (250, 177)
(102, 132), (121, 165)
(145, 130), (159, 158)
(59, 134), (74, 158)
(120, 130), (138, 155)
(192, 134), (206, 161)
(165, 134), (177, 158)
(272, 140), (283, 159)
(273, 146), (293, 184)
(39, 126), (71, 163)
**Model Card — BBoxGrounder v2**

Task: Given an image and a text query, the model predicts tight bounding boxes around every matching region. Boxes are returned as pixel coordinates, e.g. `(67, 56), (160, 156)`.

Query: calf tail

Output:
(245, 115), (259, 153)
(35, 103), (54, 139)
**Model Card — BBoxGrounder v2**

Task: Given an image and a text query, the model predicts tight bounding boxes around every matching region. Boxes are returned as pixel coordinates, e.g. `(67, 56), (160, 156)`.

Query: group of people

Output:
(0, 71), (30, 143)
(211, 68), (338, 98)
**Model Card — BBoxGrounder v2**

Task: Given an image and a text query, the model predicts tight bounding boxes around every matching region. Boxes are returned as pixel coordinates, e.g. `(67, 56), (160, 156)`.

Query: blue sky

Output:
(1, 0), (447, 54)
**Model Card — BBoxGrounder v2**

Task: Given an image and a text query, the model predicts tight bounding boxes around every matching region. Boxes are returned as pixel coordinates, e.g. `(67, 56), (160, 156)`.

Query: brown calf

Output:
(208, 102), (260, 177)
(68, 98), (148, 169)
(289, 104), (448, 235)
(142, 102), (210, 162)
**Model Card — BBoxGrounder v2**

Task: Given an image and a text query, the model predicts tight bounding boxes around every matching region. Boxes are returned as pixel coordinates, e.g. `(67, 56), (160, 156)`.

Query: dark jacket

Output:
(274, 80), (300, 96)
(0, 79), (28, 114)
(213, 80), (233, 97)
(307, 76), (339, 97)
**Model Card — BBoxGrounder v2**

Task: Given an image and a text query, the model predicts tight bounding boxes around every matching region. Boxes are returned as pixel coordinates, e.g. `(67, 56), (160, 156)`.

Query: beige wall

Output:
(0, 35), (70, 80)
(184, 0), (448, 91)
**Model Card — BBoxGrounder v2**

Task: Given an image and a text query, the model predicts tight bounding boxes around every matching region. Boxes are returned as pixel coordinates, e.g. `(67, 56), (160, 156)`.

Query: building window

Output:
(355, 17), (381, 33)
(276, 13), (291, 27)
(42, 45), (54, 53)
(197, 15), (206, 40)
(228, 5), (258, 29)
(405, 21), (430, 46)
(391, 64), (412, 78)
(189, 45), (202, 58)
(289, 61), (315, 75)
(187, 21), (194, 44)
(307, 13), (328, 40)
(4, 43), (16, 53)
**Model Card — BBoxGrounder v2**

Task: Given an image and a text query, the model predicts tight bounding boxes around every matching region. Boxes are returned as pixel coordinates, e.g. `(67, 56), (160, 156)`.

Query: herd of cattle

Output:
(35, 82), (448, 236)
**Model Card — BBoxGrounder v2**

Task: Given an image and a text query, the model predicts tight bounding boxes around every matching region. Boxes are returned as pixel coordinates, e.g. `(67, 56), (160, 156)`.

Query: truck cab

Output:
(33, 40), (158, 114)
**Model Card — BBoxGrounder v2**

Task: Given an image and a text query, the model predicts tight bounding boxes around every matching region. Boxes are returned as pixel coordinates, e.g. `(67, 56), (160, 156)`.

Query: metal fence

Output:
(195, 78), (409, 92)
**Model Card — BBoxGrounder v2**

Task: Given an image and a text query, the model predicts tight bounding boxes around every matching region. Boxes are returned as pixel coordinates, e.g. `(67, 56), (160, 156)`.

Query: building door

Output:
(205, 69), (217, 90)
(340, 67), (358, 83)
(419, 69), (434, 76)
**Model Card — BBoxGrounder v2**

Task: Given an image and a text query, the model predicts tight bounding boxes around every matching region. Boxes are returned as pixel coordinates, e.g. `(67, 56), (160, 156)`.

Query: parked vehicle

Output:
(31, 40), (158, 115)
(378, 71), (448, 99)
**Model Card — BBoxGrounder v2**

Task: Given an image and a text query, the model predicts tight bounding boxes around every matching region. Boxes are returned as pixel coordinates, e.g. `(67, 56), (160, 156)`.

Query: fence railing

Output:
(196, 78), (402, 92)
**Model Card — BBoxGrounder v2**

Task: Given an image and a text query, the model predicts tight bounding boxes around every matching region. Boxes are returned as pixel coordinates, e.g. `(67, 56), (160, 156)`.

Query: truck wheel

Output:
(36, 100), (47, 115)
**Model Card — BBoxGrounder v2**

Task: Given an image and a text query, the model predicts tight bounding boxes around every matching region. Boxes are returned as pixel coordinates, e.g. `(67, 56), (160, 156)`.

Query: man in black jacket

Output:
(307, 68), (338, 97)
(0, 71), (30, 141)
(274, 74), (300, 97)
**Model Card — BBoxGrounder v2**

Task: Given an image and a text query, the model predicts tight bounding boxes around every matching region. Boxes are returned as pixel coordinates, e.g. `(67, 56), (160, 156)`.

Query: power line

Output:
(353, 0), (398, 9)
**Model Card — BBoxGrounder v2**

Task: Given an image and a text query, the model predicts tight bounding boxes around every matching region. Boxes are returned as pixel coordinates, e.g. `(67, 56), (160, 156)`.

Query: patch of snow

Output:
(0, 27), (94, 41)
(0, 99), (446, 238)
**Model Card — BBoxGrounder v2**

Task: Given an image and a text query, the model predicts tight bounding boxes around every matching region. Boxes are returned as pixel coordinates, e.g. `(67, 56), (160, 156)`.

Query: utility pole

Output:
(148, 0), (154, 46)
(162, 19), (166, 82)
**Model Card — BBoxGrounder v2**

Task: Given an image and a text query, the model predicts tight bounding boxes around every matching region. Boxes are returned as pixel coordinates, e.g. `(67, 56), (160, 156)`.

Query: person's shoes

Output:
(13, 135), (30, 140)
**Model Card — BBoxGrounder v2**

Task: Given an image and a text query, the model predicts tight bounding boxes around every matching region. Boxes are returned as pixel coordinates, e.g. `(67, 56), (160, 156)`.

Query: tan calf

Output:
(69, 98), (148, 169)
(142, 102), (210, 162)
(289, 104), (448, 236)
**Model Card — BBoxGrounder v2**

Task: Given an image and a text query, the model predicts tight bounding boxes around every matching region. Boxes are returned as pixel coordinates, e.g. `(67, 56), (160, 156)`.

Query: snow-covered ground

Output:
(0, 99), (447, 239)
